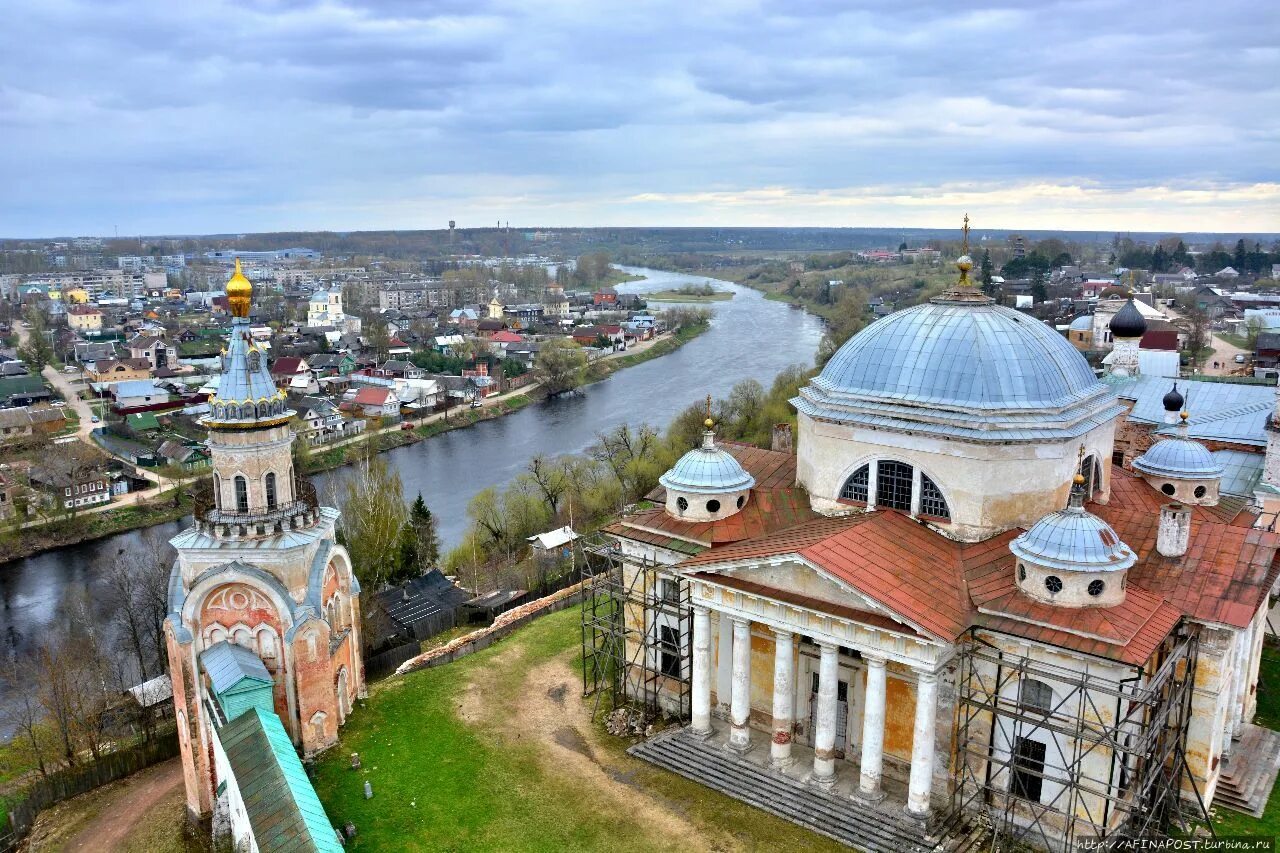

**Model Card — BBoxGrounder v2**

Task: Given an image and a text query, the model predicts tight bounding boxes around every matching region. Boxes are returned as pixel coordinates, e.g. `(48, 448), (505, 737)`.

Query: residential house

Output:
(0, 376), (50, 408)
(308, 352), (356, 377)
(74, 340), (118, 365)
(593, 287), (618, 307)
(572, 324), (625, 351)
(0, 406), (66, 442)
(110, 380), (168, 410)
(1255, 332), (1280, 372)
(448, 308), (480, 328)
(476, 319), (509, 338)
(434, 334), (466, 355)
(387, 337), (413, 358)
(88, 358), (152, 383)
(157, 440), (211, 471)
(349, 386), (400, 418)
(487, 330), (525, 354)
(30, 463), (112, 510)
(502, 303), (545, 326)
(368, 570), (472, 645)
(126, 333), (174, 370)
(0, 360), (30, 378)
(66, 305), (103, 333)
(295, 396), (365, 445)
(269, 356), (318, 394)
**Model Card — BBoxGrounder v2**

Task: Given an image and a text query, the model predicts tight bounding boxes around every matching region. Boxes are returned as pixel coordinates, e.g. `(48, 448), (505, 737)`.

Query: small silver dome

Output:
(1010, 499), (1136, 574)
(1068, 315), (1093, 332)
(1133, 436), (1223, 480)
(659, 432), (756, 495)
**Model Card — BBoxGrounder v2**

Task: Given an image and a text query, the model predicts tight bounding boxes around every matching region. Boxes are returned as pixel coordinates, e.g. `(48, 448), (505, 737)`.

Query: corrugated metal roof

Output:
(220, 707), (343, 852)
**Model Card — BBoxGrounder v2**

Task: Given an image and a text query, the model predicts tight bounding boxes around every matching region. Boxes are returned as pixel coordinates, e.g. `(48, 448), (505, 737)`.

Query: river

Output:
(0, 267), (822, 735)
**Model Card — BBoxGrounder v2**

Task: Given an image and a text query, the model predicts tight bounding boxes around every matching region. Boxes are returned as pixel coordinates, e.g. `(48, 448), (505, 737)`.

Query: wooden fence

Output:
(2, 730), (179, 852)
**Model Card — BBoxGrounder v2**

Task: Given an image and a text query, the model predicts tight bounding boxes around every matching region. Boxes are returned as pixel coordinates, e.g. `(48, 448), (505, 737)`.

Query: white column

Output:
(770, 630), (796, 769)
(690, 606), (712, 737)
(906, 669), (940, 817)
(867, 462), (879, 509)
(857, 655), (888, 802)
(727, 618), (753, 753)
(1231, 627), (1250, 740)
(716, 614), (733, 717)
(811, 641), (839, 788)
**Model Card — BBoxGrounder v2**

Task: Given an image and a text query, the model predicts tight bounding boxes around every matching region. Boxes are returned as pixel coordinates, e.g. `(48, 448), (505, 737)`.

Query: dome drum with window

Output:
(839, 459), (950, 521)
(1009, 474), (1136, 608)
(1132, 410), (1222, 507)
(660, 417), (755, 523)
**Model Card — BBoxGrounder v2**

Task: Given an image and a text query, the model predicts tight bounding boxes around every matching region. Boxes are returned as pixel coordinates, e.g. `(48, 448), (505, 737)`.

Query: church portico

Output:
(685, 577), (951, 815)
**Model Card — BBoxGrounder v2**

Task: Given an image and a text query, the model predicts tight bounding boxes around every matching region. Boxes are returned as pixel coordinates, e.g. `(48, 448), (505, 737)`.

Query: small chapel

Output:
(602, 223), (1279, 851)
(164, 261), (363, 846)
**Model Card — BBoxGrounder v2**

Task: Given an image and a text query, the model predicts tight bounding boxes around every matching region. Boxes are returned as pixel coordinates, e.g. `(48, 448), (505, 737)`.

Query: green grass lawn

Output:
(313, 607), (845, 852)
(1210, 645), (1280, 838)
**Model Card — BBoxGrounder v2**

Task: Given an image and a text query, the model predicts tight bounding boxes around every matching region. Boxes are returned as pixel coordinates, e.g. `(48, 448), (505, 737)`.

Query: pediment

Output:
(708, 559), (918, 633)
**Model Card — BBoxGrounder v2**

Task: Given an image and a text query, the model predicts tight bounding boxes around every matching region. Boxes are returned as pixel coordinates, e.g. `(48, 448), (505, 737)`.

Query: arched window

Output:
(265, 472), (277, 509)
(841, 460), (950, 520)
(1019, 678), (1054, 713)
(1080, 454), (1100, 498)
(840, 464), (869, 503)
(876, 460), (913, 511)
(920, 473), (950, 520)
(213, 473), (222, 510)
(234, 476), (249, 513)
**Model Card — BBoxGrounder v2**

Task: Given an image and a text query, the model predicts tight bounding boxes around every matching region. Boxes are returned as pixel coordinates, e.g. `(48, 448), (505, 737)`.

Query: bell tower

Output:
(164, 261), (365, 821)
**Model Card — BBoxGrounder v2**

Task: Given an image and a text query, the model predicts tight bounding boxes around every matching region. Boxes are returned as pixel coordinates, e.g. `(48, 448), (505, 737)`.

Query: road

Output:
(1203, 333), (1250, 377)
(8, 323), (172, 527)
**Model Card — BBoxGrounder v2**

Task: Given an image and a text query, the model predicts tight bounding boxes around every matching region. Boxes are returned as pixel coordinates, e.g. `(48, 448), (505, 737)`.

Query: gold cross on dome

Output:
(962, 213), (970, 255)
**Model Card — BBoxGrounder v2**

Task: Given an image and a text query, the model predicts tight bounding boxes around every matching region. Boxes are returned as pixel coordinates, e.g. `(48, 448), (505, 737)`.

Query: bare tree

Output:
(526, 455), (568, 518)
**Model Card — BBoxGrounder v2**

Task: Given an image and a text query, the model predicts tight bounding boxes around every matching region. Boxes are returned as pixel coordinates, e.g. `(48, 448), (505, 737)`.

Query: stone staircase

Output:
(630, 729), (987, 853)
(1215, 724), (1280, 818)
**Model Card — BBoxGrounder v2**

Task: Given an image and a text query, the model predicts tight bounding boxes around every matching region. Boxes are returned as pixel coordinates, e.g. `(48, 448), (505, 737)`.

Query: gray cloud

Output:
(1, 0), (1277, 235)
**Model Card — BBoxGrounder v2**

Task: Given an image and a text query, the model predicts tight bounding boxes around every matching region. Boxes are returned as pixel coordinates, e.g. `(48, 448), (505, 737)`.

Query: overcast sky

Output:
(3, 0), (1278, 237)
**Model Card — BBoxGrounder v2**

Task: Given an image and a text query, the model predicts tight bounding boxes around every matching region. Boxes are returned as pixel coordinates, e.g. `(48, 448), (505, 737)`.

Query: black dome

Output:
(1109, 297), (1147, 339)
(1163, 382), (1184, 412)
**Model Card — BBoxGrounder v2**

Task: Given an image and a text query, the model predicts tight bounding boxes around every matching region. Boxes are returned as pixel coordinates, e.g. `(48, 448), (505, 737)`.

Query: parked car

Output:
(1235, 353), (1246, 364)
(91, 415), (100, 423)
(470, 401), (483, 409)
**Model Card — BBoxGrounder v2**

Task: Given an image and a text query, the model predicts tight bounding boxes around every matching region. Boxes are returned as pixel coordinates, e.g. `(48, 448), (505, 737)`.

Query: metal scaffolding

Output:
(950, 627), (1210, 852)
(579, 534), (692, 723)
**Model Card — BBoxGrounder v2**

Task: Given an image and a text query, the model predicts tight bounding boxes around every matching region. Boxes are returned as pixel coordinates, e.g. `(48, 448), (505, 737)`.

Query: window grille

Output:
(659, 625), (681, 677)
(1011, 736), (1047, 802)
(876, 460), (913, 511)
(920, 473), (950, 519)
(840, 464), (869, 502)
(265, 472), (277, 509)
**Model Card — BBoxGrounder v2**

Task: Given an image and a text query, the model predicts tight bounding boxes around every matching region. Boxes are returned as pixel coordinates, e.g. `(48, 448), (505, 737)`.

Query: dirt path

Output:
(459, 646), (722, 851)
(30, 758), (184, 852)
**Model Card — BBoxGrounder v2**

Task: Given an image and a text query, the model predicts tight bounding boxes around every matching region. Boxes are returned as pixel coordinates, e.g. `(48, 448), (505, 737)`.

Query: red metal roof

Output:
(270, 356), (304, 376)
(610, 461), (1280, 665)
(352, 387), (391, 405)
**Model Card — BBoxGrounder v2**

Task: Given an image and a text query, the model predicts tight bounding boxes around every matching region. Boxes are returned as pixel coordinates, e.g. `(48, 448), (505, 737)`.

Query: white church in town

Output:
(603, 225), (1279, 851)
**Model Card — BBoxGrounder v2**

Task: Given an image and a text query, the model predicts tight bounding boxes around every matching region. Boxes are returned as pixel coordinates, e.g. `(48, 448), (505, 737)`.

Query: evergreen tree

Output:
(979, 249), (994, 295)
(1234, 239), (1248, 271)
(1151, 245), (1168, 272)
(396, 493), (441, 580)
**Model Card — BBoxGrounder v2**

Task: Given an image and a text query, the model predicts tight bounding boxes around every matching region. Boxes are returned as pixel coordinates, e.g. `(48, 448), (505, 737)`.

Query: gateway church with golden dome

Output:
(606, 224), (1279, 851)
(165, 261), (362, 850)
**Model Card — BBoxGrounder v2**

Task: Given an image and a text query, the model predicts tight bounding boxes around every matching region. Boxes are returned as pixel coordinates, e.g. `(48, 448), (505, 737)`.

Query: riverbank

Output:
(0, 491), (192, 564)
(0, 320), (710, 568)
(644, 289), (734, 303)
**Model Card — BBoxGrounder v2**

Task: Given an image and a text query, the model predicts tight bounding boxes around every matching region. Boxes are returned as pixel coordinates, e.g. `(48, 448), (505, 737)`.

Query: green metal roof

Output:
(127, 411), (161, 431)
(220, 706), (342, 852)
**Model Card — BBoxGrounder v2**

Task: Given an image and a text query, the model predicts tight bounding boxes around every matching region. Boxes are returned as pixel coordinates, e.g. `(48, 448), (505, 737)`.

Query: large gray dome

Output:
(792, 298), (1124, 442)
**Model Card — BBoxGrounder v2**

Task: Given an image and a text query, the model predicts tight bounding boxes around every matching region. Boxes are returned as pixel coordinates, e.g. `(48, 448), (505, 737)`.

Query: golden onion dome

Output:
(226, 258), (253, 318)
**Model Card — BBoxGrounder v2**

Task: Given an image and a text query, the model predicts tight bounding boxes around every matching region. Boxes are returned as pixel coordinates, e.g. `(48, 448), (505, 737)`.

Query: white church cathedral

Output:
(606, 228), (1279, 851)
